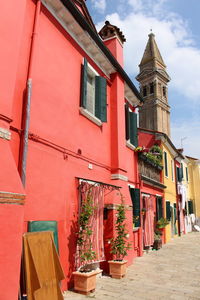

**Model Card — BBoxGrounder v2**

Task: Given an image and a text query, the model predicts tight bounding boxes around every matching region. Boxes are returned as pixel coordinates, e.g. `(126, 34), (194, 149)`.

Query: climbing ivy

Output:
(77, 189), (96, 270)
(110, 195), (132, 260)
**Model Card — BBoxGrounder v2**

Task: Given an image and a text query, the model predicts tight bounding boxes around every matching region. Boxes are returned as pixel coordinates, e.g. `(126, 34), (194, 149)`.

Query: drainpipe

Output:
(19, 0), (41, 186)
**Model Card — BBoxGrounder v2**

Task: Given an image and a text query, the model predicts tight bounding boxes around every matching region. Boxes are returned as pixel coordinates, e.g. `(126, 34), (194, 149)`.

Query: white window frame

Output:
(80, 62), (103, 126)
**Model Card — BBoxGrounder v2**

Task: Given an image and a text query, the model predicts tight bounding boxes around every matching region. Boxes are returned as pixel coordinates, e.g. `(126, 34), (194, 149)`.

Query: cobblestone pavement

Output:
(64, 232), (200, 300)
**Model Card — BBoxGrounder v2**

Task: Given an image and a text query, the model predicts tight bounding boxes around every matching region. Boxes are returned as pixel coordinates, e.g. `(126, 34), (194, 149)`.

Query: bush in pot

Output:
(156, 217), (169, 229)
(108, 197), (131, 279)
(73, 189), (100, 294)
(152, 230), (162, 250)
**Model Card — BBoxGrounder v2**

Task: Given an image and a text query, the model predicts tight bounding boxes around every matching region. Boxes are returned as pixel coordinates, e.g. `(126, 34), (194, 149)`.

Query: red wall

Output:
(0, 2), (27, 299)
(0, 1), (139, 297)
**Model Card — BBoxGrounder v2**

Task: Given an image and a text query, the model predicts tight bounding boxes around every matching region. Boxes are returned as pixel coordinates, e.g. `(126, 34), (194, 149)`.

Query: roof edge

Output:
(60, 0), (144, 103)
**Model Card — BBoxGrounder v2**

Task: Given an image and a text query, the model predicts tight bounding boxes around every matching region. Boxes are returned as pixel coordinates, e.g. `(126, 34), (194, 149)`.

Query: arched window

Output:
(150, 82), (154, 94)
(163, 86), (166, 97)
(143, 86), (147, 97)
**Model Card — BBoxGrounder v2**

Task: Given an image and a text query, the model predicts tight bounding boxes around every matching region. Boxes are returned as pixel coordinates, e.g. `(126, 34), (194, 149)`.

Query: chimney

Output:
(99, 21), (126, 66)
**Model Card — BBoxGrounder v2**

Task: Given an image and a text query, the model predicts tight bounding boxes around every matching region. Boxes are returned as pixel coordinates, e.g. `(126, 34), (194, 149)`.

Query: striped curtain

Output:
(143, 195), (155, 247)
(76, 182), (105, 269)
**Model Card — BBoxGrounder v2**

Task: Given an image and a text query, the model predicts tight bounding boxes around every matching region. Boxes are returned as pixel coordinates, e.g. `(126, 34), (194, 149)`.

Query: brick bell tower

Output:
(136, 33), (171, 136)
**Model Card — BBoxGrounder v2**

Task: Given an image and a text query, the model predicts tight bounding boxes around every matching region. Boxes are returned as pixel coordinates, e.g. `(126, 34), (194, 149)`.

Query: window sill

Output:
(80, 107), (102, 127)
(126, 141), (136, 151)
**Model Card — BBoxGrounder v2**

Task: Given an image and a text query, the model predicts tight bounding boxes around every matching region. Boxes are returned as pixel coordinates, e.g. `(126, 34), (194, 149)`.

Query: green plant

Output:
(156, 217), (169, 229)
(77, 189), (96, 271)
(110, 196), (131, 261)
(139, 144), (163, 169)
(141, 208), (147, 215)
(149, 144), (163, 160)
(134, 146), (145, 152)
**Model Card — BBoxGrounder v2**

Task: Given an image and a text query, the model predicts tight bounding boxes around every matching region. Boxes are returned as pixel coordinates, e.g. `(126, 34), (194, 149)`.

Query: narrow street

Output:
(64, 232), (200, 300)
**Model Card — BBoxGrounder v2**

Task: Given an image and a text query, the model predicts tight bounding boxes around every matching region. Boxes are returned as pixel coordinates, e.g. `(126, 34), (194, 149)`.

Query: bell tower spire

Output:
(136, 33), (171, 136)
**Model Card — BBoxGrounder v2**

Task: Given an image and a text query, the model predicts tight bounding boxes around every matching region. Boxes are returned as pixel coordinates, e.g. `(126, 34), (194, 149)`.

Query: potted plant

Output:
(152, 231), (162, 250)
(134, 146), (145, 152)
(73, 190), (100, 294)
(141, 208), (147, 215)
(108, 198), (131, 279)
(156, 217), (169, 229)
(150, 144), (163, 159)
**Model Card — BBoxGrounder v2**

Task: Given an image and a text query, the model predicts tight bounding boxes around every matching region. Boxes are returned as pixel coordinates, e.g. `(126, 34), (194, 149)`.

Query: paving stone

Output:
(64, 232), (200, 300)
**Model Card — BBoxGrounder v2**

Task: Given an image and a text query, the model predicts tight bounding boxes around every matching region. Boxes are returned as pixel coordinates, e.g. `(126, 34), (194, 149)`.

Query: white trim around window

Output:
(80, 107), (102, 126)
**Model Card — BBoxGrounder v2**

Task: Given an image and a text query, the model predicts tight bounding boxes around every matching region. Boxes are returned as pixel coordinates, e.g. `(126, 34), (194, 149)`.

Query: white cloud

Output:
(171, 120), (200, 159)
(91, 0), (106, 13)
(96, 1), (200, 102)
(94, 0), (200, 158)
(128, 0), (167, 16)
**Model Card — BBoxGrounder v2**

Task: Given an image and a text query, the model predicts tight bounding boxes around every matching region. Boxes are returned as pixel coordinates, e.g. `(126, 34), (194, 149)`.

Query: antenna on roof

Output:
(181, 137), (187, 148)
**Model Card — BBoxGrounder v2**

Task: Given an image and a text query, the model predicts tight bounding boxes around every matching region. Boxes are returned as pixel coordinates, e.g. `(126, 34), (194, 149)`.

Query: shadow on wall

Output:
(67, 220), (78, 288)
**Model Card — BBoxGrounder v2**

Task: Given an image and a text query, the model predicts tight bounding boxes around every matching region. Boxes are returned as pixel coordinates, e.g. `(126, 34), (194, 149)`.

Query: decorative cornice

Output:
(141, 175), (166, 189)
(105, 203), (132, 211)
(0, 114), (13, 123)
(0, 191), (25, 205)
(0, 127), (11, 140)
(111, 174), (128, 181)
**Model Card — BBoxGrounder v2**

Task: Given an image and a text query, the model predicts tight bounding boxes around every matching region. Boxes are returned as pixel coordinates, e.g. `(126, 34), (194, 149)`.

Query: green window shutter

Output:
(156, 196), (163, 220)
(186, 167), (188, 181)
(125, 103), (130, 140)
(180, 163), (183, 180)
(130, 112), (138, 147)
(176, 167), (181, 182)
(28, 221), (59, 252)
(173, 203), (177, 221)
(188, 200), (194, 214)
(166, 201), (171, 220)
(95, 76), (107, 122)
(164, 152), (168, 177)
(80, 58), (87, 108)
(130, 188), (140, 227)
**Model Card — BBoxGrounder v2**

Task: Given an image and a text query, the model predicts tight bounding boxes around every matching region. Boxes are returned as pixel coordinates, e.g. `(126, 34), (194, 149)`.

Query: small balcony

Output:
(138, 158), (161, 182)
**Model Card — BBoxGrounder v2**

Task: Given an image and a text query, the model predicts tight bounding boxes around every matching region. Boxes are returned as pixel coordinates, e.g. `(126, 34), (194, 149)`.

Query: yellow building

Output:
(187, 156), (200, 223)
(156, 133), (183, 242)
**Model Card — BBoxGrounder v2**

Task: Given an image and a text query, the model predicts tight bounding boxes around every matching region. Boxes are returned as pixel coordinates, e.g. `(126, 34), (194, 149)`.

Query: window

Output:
(166, 201), (171, 221)
(181, 163), (184, 179)
(176, 166), (183, 182)
(164, 151), (168, 177)
(150, 82), (154, 94)
(156, 196), (163, 221)
(185, 167), (188, 181)
(163, 86), (166, 97)
(143, 86), (147, 97)
(129, 187), (140, 227)
(125, 103), (138, 147)
(171, 160), (174, 181)
(80, 58), (107, 122)
(188, 200), (194, 214)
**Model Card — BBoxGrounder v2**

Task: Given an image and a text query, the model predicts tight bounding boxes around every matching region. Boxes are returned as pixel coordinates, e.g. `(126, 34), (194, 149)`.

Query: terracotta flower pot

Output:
(153, 239), (162, 250)
(108, 260), (127, 279)
(73, 269), (101, 295)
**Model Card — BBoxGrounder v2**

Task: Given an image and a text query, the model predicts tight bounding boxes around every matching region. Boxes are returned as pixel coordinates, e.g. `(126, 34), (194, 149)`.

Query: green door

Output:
(28, 221), (59, 252)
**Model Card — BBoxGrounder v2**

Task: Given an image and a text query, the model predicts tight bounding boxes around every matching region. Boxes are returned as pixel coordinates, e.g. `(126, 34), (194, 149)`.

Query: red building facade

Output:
(138, 129), (166, 246)
(0, 1), (144, 299)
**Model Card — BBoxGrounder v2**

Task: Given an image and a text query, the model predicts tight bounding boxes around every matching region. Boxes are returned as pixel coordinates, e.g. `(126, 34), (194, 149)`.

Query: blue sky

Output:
(86, 0), (200, 159)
